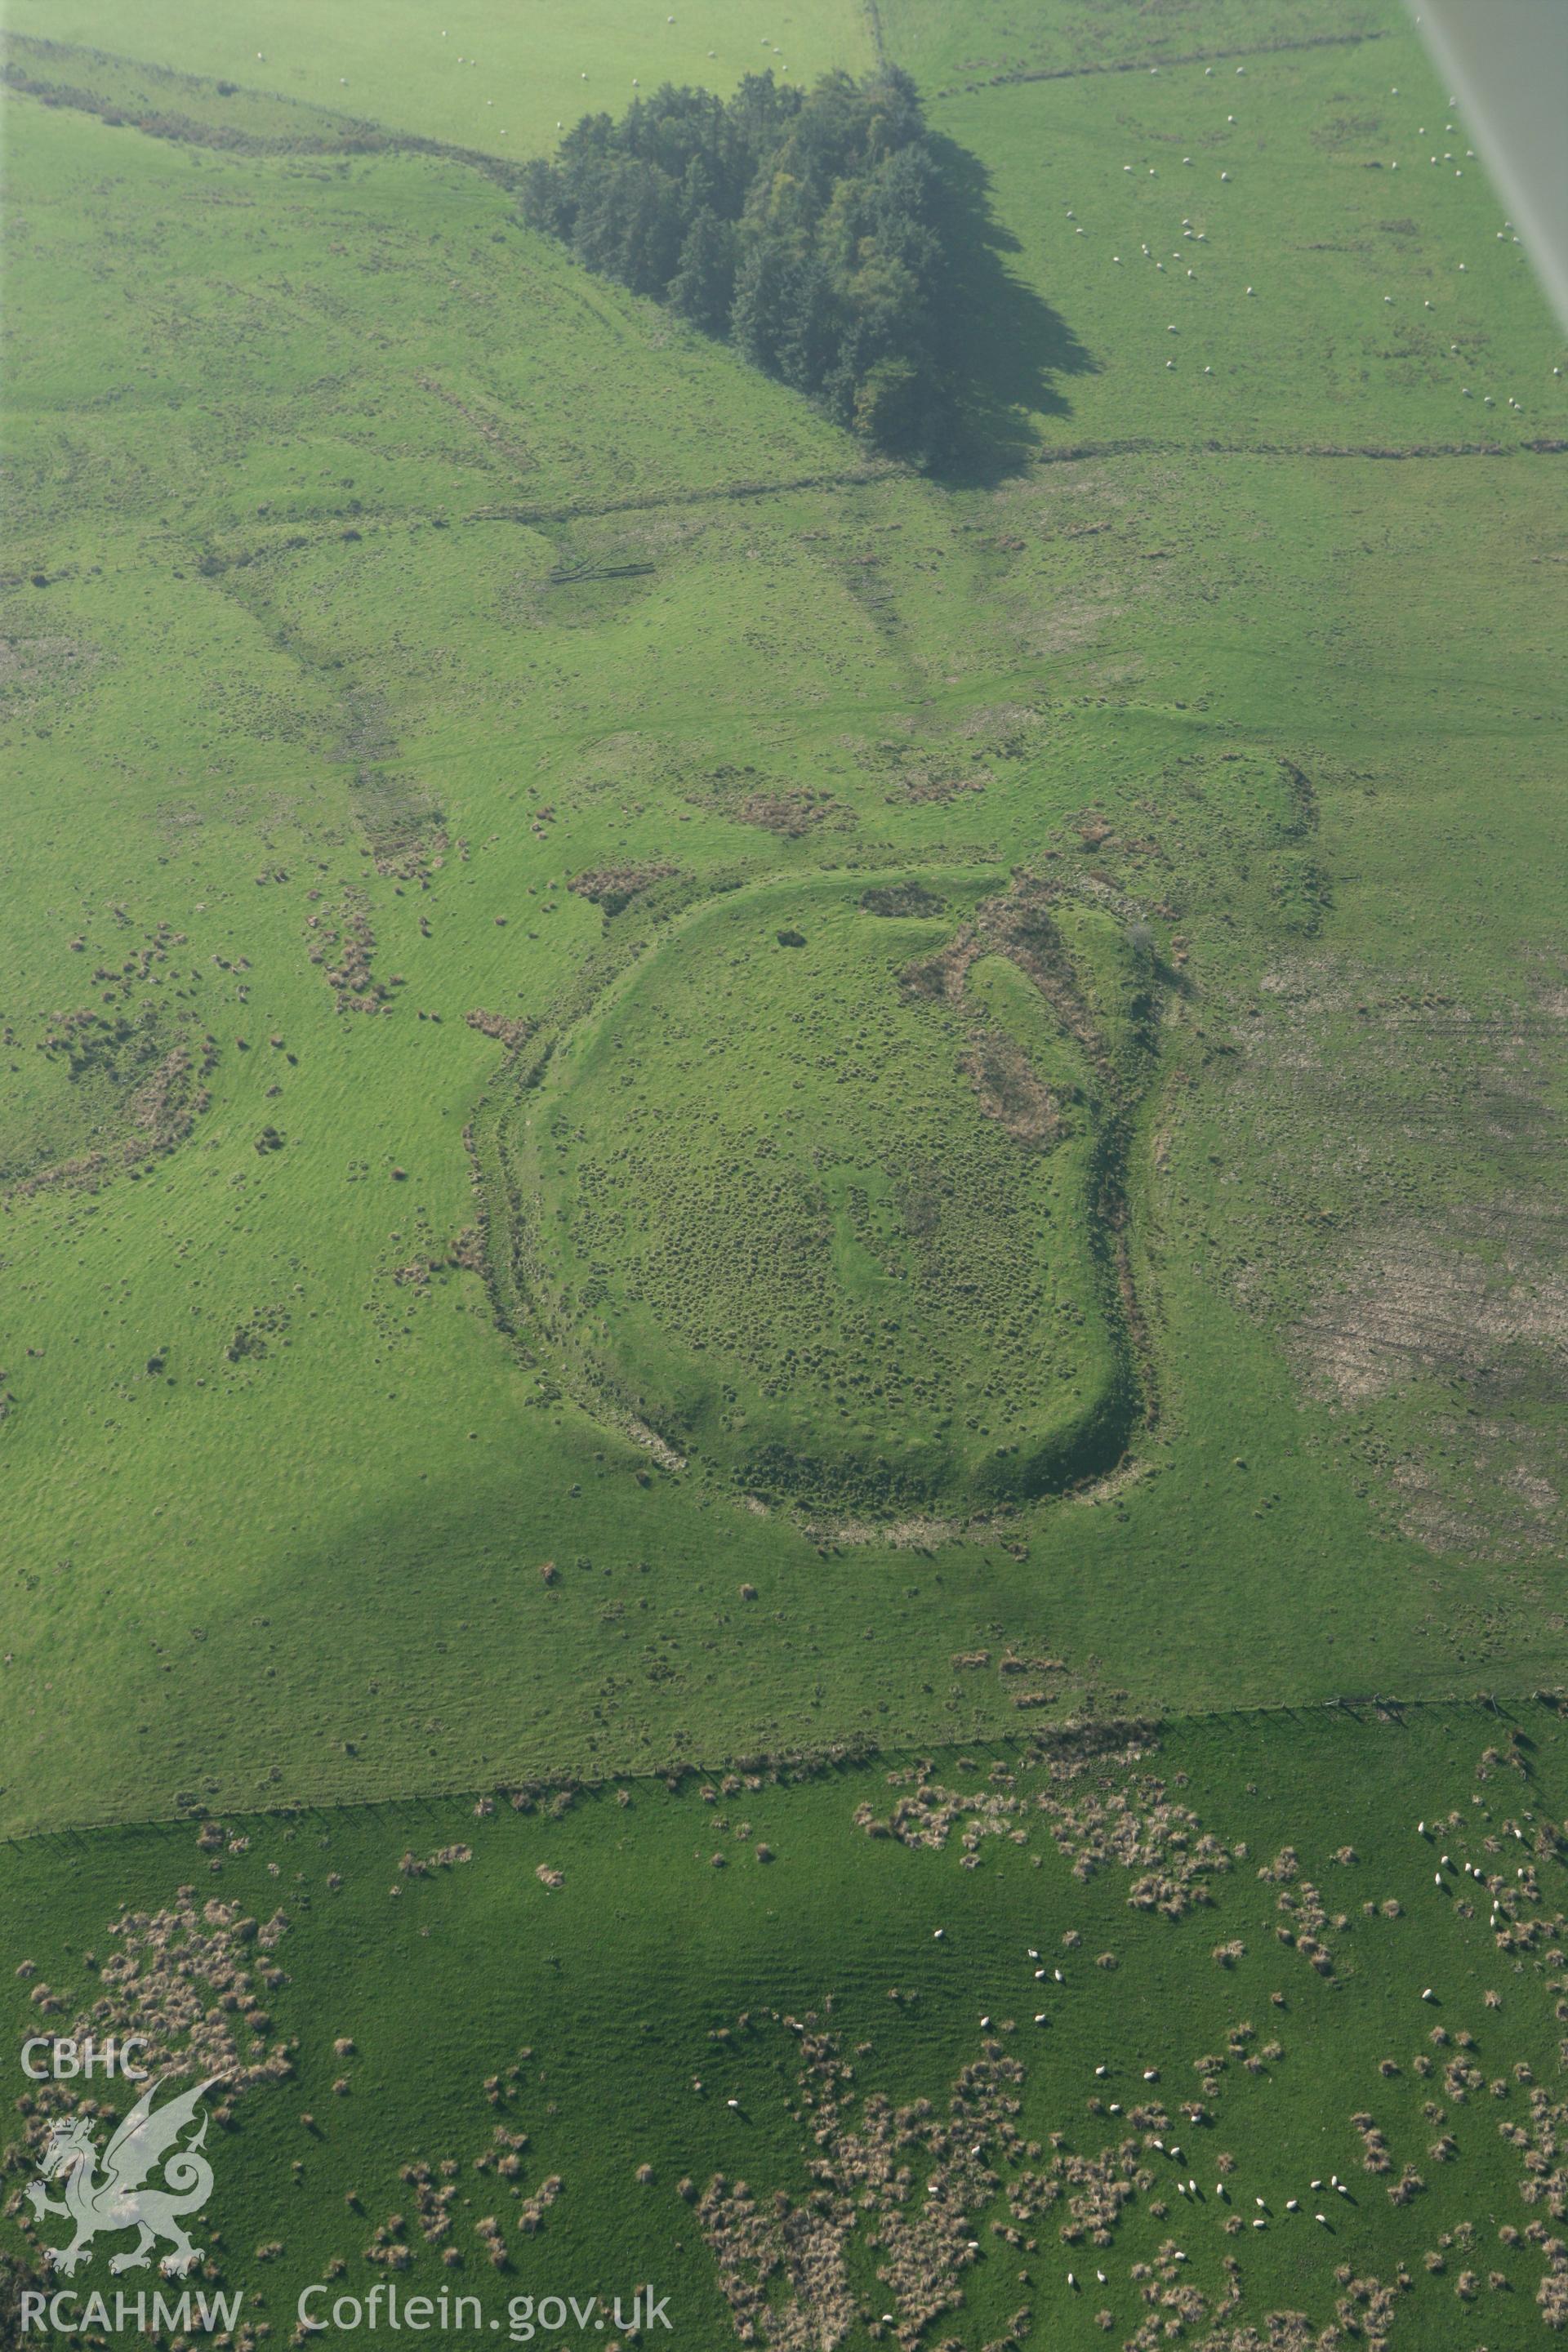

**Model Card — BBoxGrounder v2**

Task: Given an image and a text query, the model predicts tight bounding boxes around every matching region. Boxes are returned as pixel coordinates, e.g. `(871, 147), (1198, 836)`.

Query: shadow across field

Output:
(927, 131), (1098, 485)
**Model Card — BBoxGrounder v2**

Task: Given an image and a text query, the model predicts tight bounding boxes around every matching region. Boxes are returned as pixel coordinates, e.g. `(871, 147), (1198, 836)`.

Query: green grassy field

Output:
(2, 0), (1566, 2341)
(1, 1), (874, 162)
(876, 0), (1384, 88)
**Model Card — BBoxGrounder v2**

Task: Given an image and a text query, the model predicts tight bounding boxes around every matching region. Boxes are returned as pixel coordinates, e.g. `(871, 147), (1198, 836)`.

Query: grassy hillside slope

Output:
(1, 4), (1566, 1838)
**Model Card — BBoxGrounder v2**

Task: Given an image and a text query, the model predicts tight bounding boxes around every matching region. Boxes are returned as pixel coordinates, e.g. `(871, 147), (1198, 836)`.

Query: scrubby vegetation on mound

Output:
(498, 871), (1162, 1513)
(521, 68), (973, 460)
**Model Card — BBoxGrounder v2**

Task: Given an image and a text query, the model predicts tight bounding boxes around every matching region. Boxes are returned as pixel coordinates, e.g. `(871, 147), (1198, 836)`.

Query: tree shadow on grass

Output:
(926, 131), (1098, 488)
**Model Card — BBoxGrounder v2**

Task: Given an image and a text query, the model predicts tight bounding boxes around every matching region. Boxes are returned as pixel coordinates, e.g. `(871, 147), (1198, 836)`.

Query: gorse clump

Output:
(520, 68), (957, 460)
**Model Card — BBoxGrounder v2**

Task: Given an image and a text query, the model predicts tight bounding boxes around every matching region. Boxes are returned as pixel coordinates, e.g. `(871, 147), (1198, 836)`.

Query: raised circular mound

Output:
(517, 872), (1135, 1513)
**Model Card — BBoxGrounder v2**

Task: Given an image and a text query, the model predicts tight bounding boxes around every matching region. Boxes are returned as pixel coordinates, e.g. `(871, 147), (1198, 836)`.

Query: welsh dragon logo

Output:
(28, 2075), (219, 2278)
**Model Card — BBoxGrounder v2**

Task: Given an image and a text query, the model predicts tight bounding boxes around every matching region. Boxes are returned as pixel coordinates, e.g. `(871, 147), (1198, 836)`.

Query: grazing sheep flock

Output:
(7, 1682), (1568, 2345)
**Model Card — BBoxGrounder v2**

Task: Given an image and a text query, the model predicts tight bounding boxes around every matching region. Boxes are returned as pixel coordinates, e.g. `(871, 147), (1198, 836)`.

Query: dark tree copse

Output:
(519, 67), (960, 462)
